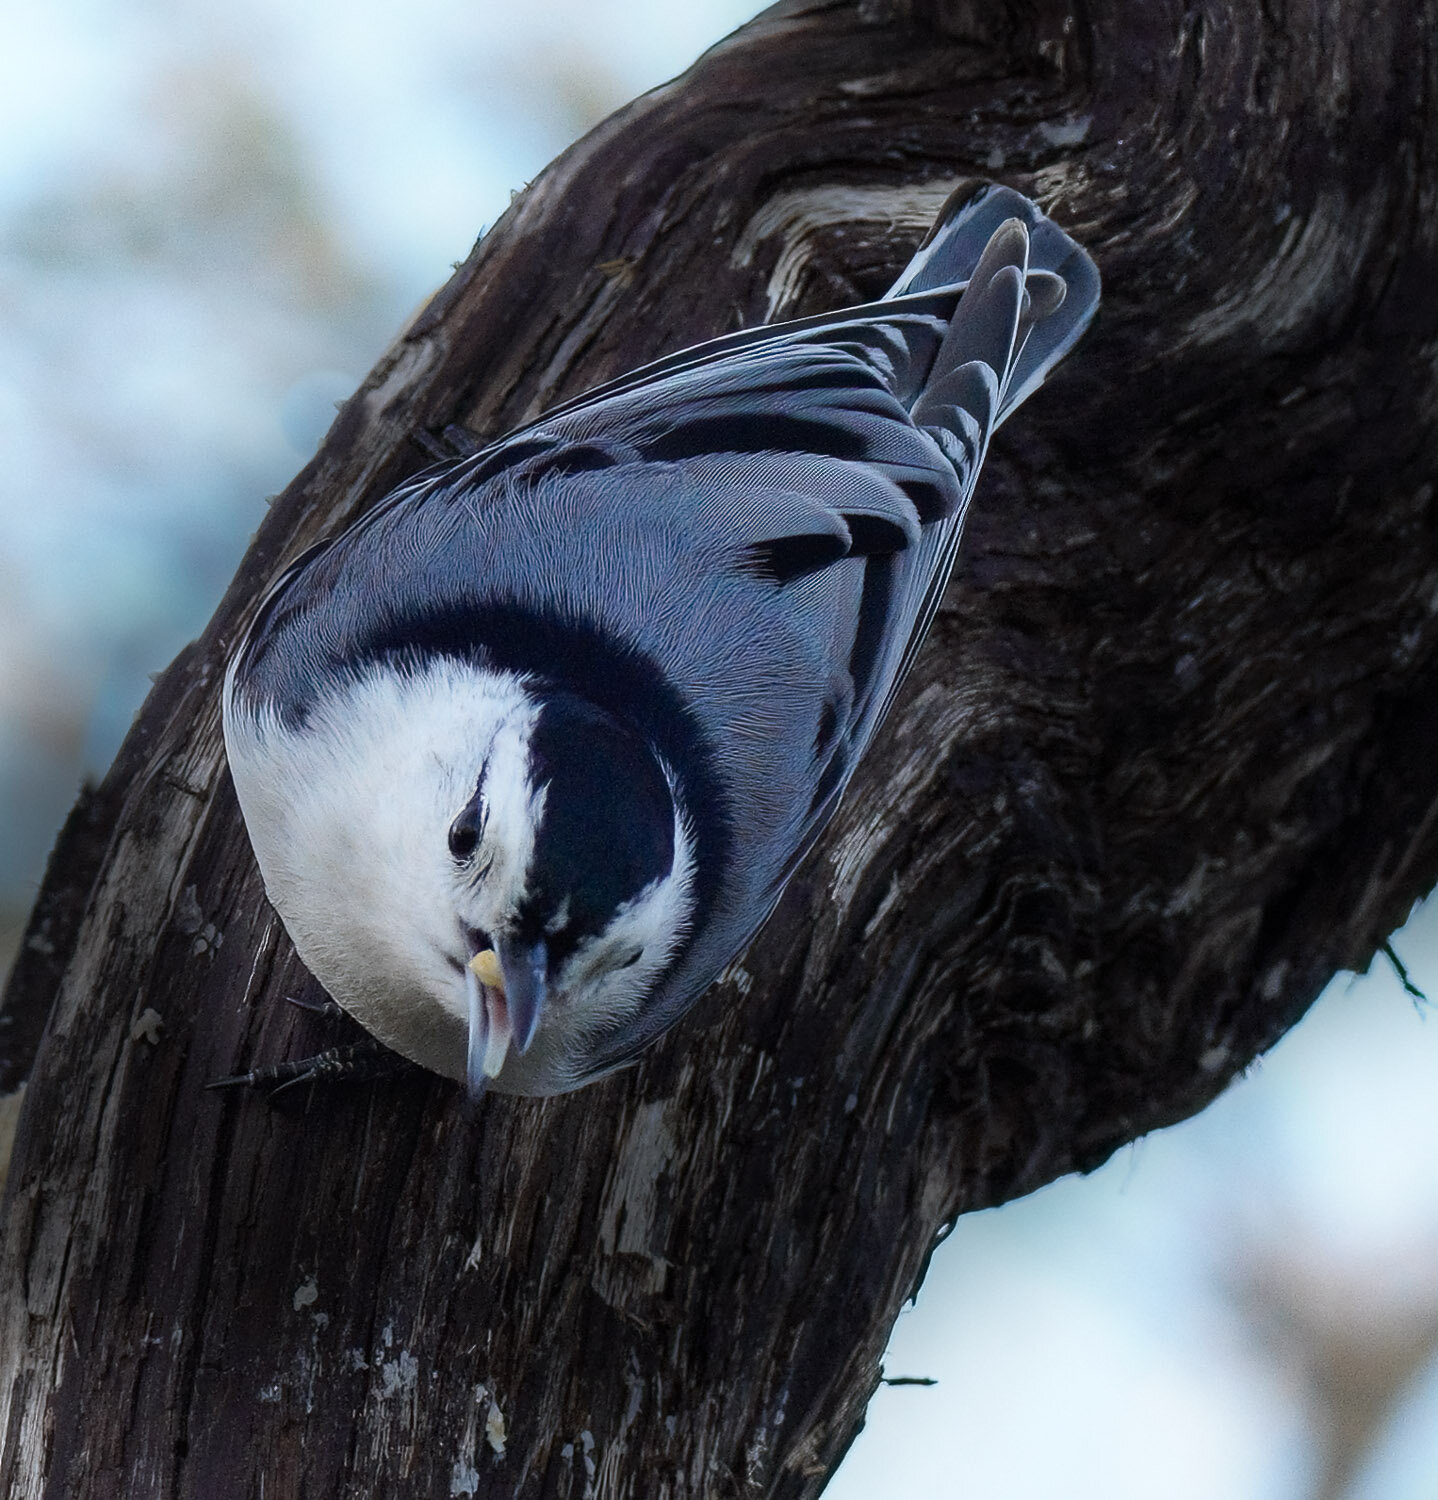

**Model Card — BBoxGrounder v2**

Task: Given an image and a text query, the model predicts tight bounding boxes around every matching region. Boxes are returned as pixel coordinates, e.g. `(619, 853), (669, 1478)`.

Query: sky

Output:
(3, 4), (1437, 1496)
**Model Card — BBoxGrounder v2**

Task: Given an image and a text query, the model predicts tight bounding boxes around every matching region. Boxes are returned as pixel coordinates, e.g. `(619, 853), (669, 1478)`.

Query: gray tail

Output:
(890, 181), (1100, 429)
(516, 182), (1097, 463)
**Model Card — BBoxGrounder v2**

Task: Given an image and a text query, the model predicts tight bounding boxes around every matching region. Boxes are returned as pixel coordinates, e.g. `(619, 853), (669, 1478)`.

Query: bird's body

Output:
(222, 182), (1099, 1097)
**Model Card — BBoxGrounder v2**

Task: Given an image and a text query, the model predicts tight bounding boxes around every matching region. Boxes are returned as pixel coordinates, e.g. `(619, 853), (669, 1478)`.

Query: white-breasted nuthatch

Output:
(221, 182), (1099, 1099)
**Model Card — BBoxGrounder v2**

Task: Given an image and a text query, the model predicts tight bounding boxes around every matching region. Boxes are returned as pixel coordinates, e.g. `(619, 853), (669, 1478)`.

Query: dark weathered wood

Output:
(3, 0), (1438, 1493)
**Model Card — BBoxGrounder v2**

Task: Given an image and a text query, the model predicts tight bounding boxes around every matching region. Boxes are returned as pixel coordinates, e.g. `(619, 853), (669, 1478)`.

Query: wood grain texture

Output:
(4, 0), (1438, 1494)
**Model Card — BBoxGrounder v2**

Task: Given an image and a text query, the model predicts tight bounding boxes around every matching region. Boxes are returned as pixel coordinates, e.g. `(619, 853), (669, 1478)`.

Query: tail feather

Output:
(527, 181), (1095, 455)
(889, 181), (1099, 426)
(912, 256), (1025, 434)
(1000, 231), (1100, 419)
(856, 187), (1097, 720)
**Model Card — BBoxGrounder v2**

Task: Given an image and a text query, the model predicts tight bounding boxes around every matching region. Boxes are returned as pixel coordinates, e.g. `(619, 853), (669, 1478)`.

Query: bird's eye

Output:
(448, 813), (482, 861)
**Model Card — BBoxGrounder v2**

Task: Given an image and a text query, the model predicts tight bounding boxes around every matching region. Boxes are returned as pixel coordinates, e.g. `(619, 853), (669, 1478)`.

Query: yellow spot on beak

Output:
(468, 949), (504, 992)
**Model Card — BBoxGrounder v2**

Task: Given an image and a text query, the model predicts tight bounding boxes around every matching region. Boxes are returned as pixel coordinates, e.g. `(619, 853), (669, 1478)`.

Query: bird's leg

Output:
(284, 992), (346, 1022)
(205, 990), (422, 1102)
(206, 1039), (419, 1101)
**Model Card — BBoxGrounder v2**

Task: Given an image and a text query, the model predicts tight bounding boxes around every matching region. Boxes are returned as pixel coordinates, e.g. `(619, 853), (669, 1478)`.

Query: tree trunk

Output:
(4, 0), (1437, 1494)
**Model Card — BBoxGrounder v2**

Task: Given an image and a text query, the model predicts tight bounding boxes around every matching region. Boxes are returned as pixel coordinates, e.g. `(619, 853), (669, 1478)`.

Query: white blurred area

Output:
(0, 0), (766, 929)
(4, 5), (1438, 1498)
(833, 903), (1438, 1500)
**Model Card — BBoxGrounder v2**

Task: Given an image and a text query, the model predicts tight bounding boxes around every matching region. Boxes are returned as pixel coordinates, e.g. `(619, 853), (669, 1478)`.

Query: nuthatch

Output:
(222, 183), (1099, 1099)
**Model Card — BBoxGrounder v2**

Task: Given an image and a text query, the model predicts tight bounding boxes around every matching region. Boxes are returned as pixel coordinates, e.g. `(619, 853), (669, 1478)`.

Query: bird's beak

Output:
(464, 938), (548, 1099)
(496, 935), (548, 1054)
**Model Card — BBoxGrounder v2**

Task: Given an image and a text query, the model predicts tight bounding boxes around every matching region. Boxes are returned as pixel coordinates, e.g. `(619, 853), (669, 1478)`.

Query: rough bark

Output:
(3, 0), (1437, 1494)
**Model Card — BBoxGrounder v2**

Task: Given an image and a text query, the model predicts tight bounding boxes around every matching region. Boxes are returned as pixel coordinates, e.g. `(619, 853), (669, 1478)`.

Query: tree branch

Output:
(4, 1), (1437, 1494)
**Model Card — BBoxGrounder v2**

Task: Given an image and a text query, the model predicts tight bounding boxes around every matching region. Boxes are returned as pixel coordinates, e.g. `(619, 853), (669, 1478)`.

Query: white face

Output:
(223, 656), (694, 1094)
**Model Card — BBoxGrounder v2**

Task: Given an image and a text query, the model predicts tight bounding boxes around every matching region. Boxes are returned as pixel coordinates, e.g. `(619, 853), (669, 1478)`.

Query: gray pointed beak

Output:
(496, 935), (547, 1055)
(464, 936), (548, 1100)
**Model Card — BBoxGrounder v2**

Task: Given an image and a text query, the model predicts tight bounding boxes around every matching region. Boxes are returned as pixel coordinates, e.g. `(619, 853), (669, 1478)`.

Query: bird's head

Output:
(448, 687), (694, 1094)
(224, 659), (696, 1097)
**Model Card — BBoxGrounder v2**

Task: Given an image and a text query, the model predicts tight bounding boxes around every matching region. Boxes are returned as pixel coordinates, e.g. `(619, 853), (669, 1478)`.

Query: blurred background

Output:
(3, 3), (1436, 1495)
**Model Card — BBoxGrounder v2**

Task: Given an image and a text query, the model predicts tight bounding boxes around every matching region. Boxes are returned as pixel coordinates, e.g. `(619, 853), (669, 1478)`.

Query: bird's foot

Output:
(207, 1039), (418, 1102)
(284, 992), (346, 1022)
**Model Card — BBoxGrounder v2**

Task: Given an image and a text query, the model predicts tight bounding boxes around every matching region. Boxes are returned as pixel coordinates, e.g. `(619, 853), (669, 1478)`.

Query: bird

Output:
(221, 181), (1099, 1101)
